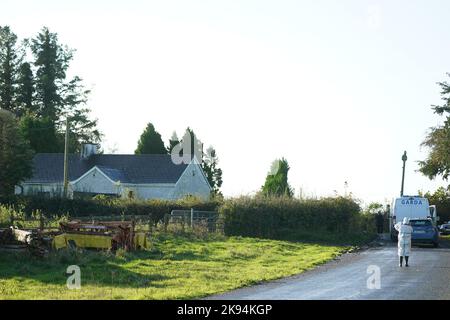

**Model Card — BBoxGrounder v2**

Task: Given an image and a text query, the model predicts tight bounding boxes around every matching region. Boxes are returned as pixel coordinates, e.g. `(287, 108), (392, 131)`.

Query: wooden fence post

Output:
(181, 213), (185, 232)
(130, 216), (135, 251)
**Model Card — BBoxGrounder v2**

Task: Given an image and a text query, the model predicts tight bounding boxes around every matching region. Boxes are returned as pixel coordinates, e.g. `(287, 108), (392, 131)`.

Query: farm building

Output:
(15, 144), (212, 200)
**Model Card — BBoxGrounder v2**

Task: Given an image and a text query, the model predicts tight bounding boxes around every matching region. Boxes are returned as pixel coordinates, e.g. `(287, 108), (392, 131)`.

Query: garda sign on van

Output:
(401, 199), (423, 205)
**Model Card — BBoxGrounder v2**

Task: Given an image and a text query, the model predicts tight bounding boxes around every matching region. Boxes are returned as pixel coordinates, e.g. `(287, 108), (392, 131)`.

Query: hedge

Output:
(0, 195), (220, 225)
(0, 195), (377, 241)
(219, 196), (374, 240)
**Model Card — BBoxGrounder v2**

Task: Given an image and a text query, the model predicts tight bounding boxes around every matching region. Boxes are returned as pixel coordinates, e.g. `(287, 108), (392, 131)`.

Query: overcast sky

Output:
(2, 0), (450, 205)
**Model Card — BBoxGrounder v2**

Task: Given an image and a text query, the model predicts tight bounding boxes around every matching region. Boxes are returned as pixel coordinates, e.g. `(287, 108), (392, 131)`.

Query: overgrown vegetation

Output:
(0, 195), (221, 225)
(0, 204), (68, 228)
(0, 194), (377, 243)
(220, 195), (376, 244)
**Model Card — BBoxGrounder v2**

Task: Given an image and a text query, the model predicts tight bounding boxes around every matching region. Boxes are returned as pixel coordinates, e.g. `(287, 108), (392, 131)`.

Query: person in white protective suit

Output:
(394, 217), (413, 267)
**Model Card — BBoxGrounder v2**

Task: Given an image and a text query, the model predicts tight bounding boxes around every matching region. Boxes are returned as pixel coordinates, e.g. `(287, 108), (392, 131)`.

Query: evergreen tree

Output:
(174, 128), (223, 194)
(261, 158), (294, 197)
(0, 109), (33, 196)
(16, 62), (35, 116)
(135, 123), (167, 154)
(19, 114), (61, 153)
(167, 131), (180, 154)
(31, 27), (68, 120)
(31, 27), (100, 151)
(61, 75), (101, 152)
(0, 26), (20, 114)
(202, 146), (223, 195)
(180, 127), (203, 160)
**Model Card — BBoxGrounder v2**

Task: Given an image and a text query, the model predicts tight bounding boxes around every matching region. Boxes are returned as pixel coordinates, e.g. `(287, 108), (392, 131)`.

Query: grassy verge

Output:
(0, 233), (353, 300)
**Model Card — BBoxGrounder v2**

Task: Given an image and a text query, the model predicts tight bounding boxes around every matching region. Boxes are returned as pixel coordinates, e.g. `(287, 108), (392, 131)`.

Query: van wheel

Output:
(433, 242), (439, 248)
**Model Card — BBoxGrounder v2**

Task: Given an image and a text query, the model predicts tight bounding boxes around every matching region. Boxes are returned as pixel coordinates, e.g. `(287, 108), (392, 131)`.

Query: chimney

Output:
(81, 143), (98, 160)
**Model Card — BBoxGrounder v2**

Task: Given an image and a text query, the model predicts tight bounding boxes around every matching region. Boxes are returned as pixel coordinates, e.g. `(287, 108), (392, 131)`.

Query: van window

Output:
(410, 220), (432, 227)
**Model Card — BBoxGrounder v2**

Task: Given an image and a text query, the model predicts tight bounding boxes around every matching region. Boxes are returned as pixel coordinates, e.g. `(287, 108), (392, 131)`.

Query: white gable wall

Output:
(172, 161), (211, 200)
(72, 167), (119, 195)
(120, 183), (175, 200)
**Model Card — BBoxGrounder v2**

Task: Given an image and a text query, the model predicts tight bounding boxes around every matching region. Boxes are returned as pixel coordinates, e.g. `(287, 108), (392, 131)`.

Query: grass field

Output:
(0, 233), (354, 300)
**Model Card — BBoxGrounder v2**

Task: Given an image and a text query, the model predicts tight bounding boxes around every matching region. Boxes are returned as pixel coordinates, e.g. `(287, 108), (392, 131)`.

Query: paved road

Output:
(207, 239), (450, 300)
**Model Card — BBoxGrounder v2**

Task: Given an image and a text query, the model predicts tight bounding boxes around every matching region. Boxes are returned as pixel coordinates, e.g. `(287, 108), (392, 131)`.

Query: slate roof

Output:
(25, 154), (189, 184)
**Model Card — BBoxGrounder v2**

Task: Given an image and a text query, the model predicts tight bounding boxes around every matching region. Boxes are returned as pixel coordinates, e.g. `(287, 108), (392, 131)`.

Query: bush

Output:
(355, 212), (377, 234)
(423, 187), (450, 223)
(0, 205), (16, 227)
(219, 195), (370, 241)
(0, 195), (221, 226)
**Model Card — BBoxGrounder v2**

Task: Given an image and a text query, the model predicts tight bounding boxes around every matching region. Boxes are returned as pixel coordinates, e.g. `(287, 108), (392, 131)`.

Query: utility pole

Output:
(63, 118), (69, 198)
(400, 151), (407, 197)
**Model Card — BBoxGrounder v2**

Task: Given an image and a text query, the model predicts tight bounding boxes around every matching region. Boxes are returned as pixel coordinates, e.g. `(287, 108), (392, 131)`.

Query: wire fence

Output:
(3, 209), (223, 234)
(167, 209), (222, 233)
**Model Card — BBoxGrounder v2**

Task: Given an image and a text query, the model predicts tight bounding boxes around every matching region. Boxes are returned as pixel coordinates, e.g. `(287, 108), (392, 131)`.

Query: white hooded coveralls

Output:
(394, 218), (413, 257)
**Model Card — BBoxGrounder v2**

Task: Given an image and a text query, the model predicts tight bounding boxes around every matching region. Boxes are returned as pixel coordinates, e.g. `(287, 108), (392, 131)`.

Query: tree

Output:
(135, 123), (167, 154)
(202, 146), (223, 195)
(31, 27), (69, 121)
(0, 109), (33, 196)
(261, 158), (294, 197)
(19, 113), (61, 153)
(167, 131), (180, 154)
(0, 26), (20, 115)
(169, 128), (223, 194)
(364, 202), (384, 215)
(419, 73), (450, 183)
(31, 27), (100, 151)
(178, 127), (203, 160)
(16, 62), (35, 116)
(59, 75), (101, 152)
(420, 187), (450, 223)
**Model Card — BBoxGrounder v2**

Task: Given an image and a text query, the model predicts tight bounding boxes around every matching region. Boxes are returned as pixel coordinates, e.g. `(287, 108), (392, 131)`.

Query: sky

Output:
(2, 0), (450, 205)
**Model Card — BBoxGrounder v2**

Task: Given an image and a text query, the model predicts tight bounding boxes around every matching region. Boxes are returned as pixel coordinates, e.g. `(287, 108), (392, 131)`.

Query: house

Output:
(15, 144), (212, 200)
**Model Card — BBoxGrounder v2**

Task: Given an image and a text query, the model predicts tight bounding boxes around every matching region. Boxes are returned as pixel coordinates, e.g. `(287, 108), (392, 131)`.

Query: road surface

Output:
(207, 238), (450, 300)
